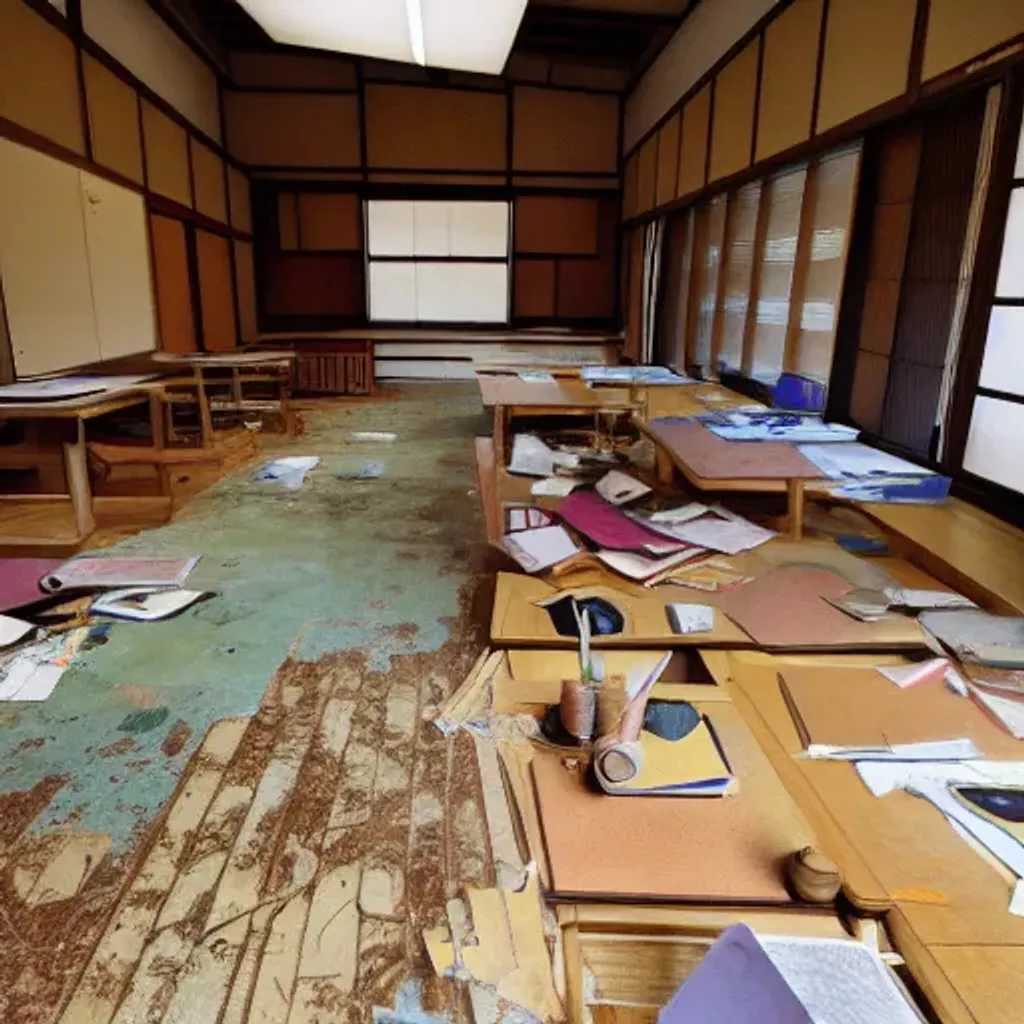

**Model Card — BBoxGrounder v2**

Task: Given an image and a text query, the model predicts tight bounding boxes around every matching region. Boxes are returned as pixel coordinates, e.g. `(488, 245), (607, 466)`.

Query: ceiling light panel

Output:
(236, 0), (415, 65)
(236, 0), (528, 75)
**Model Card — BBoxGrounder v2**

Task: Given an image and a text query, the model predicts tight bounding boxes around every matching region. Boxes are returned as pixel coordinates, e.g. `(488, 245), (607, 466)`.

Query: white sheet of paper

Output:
(972, 687), (1024, 739)
(669, 515), (775, 555)
(666, 603), (715, 635)
(597, 548), (705, 581)
(0, 375), (154, 401)
(806, 738), (981, 761)
(508, 435), (555, 477)
(517, 370), (555, 383)
(877, 658), (950, 688)
(798, 443), (935, 481)
(531, 476), (582, 497)
(0, 616), (35, 648)
(648, 502), (709, 524)
(757, 935), (923, 1024)
(595, 470), (651, 506)
(501, 525), (579, 573)
(886, 588), (976, 610)
(857, 759), (1024, 798)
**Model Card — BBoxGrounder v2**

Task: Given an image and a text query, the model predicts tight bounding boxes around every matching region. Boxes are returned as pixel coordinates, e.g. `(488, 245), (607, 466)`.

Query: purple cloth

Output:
(558, 490), (688, 552)
(0, 558), (62, 611)
(660, 925), (811, 1024)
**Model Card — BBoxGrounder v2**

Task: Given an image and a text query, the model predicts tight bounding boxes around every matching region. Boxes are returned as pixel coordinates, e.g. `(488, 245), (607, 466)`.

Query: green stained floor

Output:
(0, 384), (488, 854)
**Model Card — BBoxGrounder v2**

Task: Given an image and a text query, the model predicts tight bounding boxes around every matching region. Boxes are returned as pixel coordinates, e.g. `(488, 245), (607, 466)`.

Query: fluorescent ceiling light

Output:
(236, 0), (528, 75)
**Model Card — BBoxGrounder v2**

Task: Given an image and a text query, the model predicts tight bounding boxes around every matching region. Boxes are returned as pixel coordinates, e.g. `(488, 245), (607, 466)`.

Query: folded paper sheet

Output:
(40, 556), (201, 593)
(559, 490), (687, 552)
(501, 526), (579, 573)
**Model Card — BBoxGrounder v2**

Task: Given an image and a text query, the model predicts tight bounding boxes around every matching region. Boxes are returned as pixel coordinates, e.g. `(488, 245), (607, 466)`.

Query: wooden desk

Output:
(706, 649), (1024, 1024)
(641, 382), (766, 420)
(477, 374), (637, 465)
(0, 383), (163, 542)
(151, 350), (296, 436)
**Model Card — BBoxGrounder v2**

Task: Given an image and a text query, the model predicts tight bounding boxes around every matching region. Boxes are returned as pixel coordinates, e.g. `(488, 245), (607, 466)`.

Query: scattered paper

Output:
(657, 561), (752, 592)
(705, 413), (859, 444)
(597, 547), (706, 582)
(972, 687), (1024, 739)
(0, 628), (89, 702)
(886, 588), (976, 611)
(41, 556), (201, 593)
(805, 738), (981, 762)
(501, 526), (579, 573)
(0, 375), (154, 401)
(351, 431), (396, 442)
(530, 476), (583, 497)
(666, 515), (775, 555)
(517, 370), (555, 383)
(508, 435), (556, 477)
(506, 507), (554, 532)
(254, 456), (320, 490)
(827, 588), (890, 622)
(332, 459), (384, 479)
(595, 470), (651, 506)
(0, 616), (35, 648)
(877, 659), (950, 689)
(91, 588), (210, 621)
(665, 603), (716, 635)
(798, 443), (936, 481)
(580, 365), (693, 385)
(648, 502), (709, 525)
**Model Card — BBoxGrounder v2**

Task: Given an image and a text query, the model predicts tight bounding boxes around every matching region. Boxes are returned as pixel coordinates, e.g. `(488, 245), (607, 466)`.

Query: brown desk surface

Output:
(641, 383), (765, 420)
(709, 650), (1024, 948)
(151, 351), (295, 366)
(0, 386), (156, 420)
(477, 374), (633, 410)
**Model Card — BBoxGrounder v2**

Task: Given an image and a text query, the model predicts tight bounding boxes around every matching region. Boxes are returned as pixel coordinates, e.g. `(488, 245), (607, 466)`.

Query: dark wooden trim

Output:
(0, 275), (15, 386)
(218, 77), (243, 345)
(703, 76), (715, 189)
(368, 255), (508, 265)
(506, 82), (516, 189)
(810, 0), (830, 138)
(992, 294), (1024, 306)
(184, 222), (206, 352)
(20, 0), (68, 33)
(514, 251), (606, 262)
(920, 34), (1024, 99)
(976, 386), (1024, 406)
(750, 28), (766, 167)
(227, 85), (359, 96)
(138, 0), (227, 81)
(185, 134), (197, 211)
(623, 0), (797, 161)
(945, 68), (1024, 469)
(65, 0), (93, 164)
(907, 0), (931, 100)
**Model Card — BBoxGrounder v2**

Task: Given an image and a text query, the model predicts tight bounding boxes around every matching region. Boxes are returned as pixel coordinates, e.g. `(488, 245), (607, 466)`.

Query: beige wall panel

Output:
(191, 141), (228, 223)
(755, 0), (822, 162)
(515, 197), (599, 255)
(149, 214), (196, 354)
(225, 92), (361, 168)
(234, 240), (258, 342)
(278, 193), (299, 250)
(0, 0), (84, 154)
(366, 85), (505, 171)
(0, 140), (98, 376)
(82, 0), (220, 140)
(196, 231), (237, 351)
(708, 39), (759, 184)
(677, 85), (710, 197)
(228, 166), (251, 233)
(655, 113), (681, 208)
(816, 0), (917, 134)
(229, 51), (357, 90)
(79, 171), (157, 359)
(923, 0), (1024, 80)
(637, 136), (659, 214)
(514, 259), (557, 318)
(298, 193), (362, 250)
(84, 55), (144, 183)
(514, 87), (619, 173)
(141, 101), (192, 207)
(625, 0), (777, 151)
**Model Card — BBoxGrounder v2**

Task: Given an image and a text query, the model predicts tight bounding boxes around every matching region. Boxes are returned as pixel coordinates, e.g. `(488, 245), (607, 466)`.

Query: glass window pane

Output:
(794, 148), (861, 383)
(717, 182), (761, 372)
(978, 306), (1024, 397)
(964, 396), (1024, 494)
(691, 195), (727, 372)
(750, 167), (806, 383)
(994, 188), (1024, 298)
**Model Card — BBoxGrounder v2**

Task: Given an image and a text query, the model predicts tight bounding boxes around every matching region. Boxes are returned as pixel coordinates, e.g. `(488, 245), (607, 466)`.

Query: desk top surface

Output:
(477, 374), (634, 410)
(0, 385), (157, 418)
(151, 351), (295, 366)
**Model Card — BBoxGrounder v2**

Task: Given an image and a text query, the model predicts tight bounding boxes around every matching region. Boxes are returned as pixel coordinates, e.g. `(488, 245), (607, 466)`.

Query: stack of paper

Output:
(705, 413), (859, 444)
(971, 686), (1024, 739)
(501, 526), (579, 573)
(629, 506), (774, 555)
(580, 365), (693, 385)
(666, 603), (716, 635)
(506, 507), (554, 532)
(596, 548), (706, 582)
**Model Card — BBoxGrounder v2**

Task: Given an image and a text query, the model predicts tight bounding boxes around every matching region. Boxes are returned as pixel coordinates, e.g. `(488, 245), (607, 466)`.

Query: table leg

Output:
(788, 477), (806, 540)
(195, 368), (214, 447)
(64, 420), (95, 539)
(148, 392), (166, 450)
(561, 917), (585, 1024)
(656, 447), (675, 486)
(493, 405), (508, 467)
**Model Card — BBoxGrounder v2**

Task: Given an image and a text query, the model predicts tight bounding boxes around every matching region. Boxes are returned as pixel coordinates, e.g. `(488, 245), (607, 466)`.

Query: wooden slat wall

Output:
(625, 0), (1024, 221)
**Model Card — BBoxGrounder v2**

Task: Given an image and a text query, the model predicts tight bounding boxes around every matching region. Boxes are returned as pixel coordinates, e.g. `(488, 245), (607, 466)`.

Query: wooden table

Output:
(0, 382), (165, 542)
(476, 373), (638, 465)
(151, 350), (297, 437)
(705, 649), (1024, 1024)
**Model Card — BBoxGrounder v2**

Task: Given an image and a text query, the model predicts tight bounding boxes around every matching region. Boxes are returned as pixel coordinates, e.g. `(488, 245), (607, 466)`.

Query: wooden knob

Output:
(787, 846), (842, 904)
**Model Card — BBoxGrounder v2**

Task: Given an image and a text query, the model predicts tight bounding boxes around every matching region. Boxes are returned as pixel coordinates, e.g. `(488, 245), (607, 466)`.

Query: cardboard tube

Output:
(596, 674), (628, 737)
(560, 680), (596, 742)
(595, 740), (644, 784)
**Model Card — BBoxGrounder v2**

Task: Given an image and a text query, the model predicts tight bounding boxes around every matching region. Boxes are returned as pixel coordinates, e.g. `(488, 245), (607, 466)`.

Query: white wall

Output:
(82, 0), (221, 141)
(624, 0), (781, 152)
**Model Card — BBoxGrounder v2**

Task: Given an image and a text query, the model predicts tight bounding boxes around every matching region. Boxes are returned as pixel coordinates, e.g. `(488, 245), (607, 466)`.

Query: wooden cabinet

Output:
(0, 139), (156, 377)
